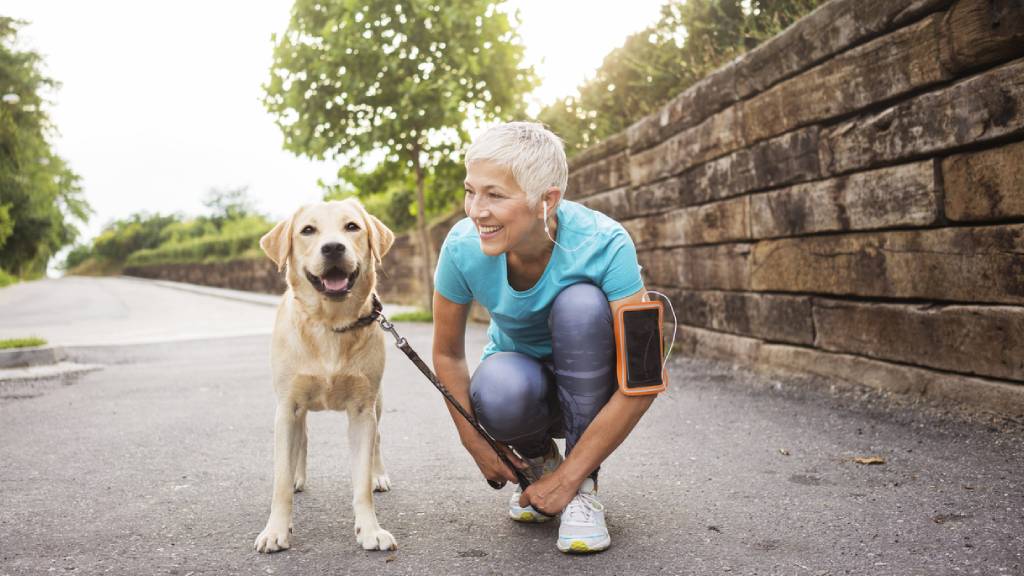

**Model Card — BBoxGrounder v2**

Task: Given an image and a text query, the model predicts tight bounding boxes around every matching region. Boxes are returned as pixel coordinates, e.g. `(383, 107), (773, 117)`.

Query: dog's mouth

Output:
(305, 266), (359, 299)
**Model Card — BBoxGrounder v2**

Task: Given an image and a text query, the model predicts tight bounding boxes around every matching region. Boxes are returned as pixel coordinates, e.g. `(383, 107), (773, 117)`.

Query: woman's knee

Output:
(549, 283), (612, 332)
(470, 352), (553, 441)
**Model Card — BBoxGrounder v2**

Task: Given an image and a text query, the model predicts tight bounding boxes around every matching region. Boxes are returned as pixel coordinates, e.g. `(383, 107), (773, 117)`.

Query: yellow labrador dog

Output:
(254, 199), (397, 553)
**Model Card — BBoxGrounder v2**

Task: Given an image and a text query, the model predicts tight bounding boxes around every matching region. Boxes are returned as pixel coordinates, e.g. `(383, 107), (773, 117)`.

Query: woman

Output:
(432, 122), (656, 554)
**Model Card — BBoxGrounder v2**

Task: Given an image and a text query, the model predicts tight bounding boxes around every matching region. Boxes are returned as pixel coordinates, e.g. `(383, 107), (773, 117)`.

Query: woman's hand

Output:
(519, 468), (578, 515)
(463, 434), (525, 486)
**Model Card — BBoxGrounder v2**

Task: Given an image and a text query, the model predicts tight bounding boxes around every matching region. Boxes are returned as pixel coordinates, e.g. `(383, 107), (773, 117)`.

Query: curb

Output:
(0, 345), (66, 369)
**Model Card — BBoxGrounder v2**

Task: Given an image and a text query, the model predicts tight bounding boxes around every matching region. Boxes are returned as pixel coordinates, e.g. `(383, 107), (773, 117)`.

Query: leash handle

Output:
(378, 315), (531, 489)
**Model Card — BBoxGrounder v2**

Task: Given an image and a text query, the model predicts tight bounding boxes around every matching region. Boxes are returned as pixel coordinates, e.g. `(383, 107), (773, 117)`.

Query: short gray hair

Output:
(465, 122), (568, 207)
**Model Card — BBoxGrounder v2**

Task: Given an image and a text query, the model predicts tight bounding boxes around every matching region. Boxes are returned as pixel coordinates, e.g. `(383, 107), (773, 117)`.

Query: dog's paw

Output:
(355, 524), (397, 551)
(254, 522), (291, 553)
(372, 473), (391, 492)
(293, 476), (306, 493)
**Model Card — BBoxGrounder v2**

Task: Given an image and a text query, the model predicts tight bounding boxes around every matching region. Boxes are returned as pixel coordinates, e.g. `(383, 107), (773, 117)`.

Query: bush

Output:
(125, 230), (267, 267)
(0, 267), (17, 287)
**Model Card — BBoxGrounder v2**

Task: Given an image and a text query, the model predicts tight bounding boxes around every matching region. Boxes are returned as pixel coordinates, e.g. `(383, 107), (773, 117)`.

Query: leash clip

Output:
(377, 316), (407, 348)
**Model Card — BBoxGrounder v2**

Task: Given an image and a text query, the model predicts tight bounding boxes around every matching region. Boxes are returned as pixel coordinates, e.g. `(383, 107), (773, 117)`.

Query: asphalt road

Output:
(0, 277), (1022, 575)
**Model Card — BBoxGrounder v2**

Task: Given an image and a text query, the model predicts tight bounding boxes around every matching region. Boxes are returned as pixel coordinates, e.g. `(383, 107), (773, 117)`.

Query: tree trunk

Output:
(412, 143), (434, 312)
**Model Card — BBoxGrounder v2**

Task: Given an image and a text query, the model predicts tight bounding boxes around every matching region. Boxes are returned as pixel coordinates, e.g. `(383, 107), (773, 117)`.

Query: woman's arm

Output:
(432, 290), (524, 484)
(519, 289), (656, 514)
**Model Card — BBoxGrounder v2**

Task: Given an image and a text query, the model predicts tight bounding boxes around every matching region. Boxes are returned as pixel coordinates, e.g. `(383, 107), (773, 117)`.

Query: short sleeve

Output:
(601, 228), (645, 301)
(433, 232), (473, 305)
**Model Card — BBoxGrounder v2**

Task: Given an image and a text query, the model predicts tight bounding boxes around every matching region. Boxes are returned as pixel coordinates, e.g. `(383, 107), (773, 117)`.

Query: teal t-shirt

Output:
(434, 199), (645, 360)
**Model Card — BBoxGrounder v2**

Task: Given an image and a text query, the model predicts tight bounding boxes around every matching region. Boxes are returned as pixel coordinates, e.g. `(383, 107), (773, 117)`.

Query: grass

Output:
(0, 337), (47, 350)
(389, 309), (433, 323)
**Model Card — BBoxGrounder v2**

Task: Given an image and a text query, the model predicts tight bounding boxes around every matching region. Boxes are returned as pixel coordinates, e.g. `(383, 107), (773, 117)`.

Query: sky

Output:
(4, 0), (667, 256)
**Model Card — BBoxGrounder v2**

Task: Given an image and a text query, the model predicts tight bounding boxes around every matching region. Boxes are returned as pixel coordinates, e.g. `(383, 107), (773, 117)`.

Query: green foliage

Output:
(0, 17), (91, 278)
(125, 230), (266, 267)
(0, 336), (46, 349)
(538, 0), (826, 155)
(389, 309), (433, 322)
(91, 212), (181, 263)
(203, 186), (256, 230)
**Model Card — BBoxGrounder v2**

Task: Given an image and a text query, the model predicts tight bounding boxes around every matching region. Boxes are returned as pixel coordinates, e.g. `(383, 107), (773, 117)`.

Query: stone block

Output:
(578, 186), (631, 221)
(821, 58), (1024, 175)
(567, 151), (630, 199)
(667, 289), (814, 345)
(642, 244), (752, 291)
(750, 224), (1024, 305)
(940, 0), (1024, 74)
(943, 139), (1024, 222)
(678, 325), (1024, 418)
(655, 196), (751, 247)
(627, 60), (740, 153)
(750, 160), (940, 239)
(629, 106), (746, 187)
(813, 298), (1024, 382)
(741, 14), (949, 145)
(568, 132), (628, 172)
(734, 0), (954, 99)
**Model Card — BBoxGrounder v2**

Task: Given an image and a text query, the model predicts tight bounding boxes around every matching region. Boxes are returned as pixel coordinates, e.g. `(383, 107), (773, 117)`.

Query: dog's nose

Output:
(321, 242), (346, 259)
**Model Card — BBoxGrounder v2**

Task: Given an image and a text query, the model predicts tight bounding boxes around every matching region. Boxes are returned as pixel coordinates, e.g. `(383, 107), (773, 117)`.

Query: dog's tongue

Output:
(323, 275), (349, 292)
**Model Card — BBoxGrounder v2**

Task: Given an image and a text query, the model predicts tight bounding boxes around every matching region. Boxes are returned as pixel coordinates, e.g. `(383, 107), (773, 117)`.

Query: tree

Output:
(538, 0), (825, 154)
(0, 17), (90, 278)
(203, 185), (256, 230)
(264, 0), (536, 309)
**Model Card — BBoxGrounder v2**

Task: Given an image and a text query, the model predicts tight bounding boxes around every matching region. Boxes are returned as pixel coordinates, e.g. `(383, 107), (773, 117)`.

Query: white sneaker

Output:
(557, 478), (610, 553)
(508, 442), (562, 523)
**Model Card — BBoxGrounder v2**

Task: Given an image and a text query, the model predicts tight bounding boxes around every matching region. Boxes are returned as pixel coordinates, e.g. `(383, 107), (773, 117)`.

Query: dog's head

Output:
(260, 199), (395, 301)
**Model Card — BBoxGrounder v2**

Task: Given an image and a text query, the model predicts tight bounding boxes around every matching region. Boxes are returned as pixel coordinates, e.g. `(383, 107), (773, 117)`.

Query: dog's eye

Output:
(300, 225), (317, 236)
(345, 222), (360, 232)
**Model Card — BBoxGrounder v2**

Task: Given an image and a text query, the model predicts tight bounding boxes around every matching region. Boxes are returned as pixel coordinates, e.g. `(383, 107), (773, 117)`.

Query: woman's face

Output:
(463, 160), (543, 257)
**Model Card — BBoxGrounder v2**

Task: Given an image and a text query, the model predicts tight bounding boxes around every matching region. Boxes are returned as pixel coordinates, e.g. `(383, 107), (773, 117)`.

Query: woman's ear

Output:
(260, 216), (294, 272)
(540, 187), (563, 219)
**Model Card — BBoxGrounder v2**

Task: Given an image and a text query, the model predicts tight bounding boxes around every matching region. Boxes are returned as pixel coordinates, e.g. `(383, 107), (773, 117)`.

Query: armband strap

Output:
(613, 301), (668, 396)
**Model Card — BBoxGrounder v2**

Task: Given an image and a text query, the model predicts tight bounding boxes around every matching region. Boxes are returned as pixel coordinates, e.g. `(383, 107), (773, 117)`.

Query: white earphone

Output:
(543, 197), (597, 253)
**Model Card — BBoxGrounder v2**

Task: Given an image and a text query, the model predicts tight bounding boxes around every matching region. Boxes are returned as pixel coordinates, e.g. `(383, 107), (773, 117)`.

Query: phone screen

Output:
(623, 307), (663, 388)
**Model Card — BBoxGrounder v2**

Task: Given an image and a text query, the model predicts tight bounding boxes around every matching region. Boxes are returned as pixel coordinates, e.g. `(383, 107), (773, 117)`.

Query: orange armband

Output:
(613, 301), (668, 396)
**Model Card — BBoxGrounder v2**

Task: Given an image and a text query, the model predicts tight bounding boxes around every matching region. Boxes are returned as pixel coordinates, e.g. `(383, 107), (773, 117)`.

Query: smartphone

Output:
(614, 301), (668, 396)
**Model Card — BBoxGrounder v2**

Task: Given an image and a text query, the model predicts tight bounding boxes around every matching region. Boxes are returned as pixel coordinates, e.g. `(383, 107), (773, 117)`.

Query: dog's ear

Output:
(260, 216), (294, 273)
(364, 211), (395, 268)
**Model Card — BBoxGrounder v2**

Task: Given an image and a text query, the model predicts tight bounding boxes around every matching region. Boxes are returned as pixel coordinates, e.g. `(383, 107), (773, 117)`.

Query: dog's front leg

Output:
(255, 400), (300, 553)
(348, 402), (397, 550)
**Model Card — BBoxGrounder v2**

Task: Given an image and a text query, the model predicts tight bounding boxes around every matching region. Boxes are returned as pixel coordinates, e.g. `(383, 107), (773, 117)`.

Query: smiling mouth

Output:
(305, 266), (359, 299)
(478, 224), (503, 236)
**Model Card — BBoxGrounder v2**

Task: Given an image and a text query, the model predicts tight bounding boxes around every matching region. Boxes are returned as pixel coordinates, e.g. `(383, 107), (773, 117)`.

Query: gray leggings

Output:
(470, 283), (616, 473)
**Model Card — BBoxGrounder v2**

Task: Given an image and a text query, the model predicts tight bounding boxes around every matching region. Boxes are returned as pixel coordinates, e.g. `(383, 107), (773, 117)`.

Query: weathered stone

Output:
(750, 224), (1024, 305)
(939, 0), (1024, 74)
(665, 288), (814, 345)
(627, 60), (740, 153)
(567, 132), (628, 172)
(741, 14), (949, 145)
(630, 127), (820, 218)
(820, 58), (1024, 175)
(678, 325), (1024, 417)
(654, 196), (750, 247)
(750, 160), (940, 239)
(642, 244), (752, 291)
(568, 151), (630, 199)
(622, 218), (654, 251)
(578, 186), (631, 221)
(629, 106), (746, 187)
(124, 258), (286, 295)
(943, 139), (1024, 222)
(813, 298), (1024, 382)
(735, 0), (955, 99)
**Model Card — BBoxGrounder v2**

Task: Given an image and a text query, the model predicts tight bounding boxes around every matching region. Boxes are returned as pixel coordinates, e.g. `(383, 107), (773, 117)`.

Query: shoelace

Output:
(564, 491), (601, 524)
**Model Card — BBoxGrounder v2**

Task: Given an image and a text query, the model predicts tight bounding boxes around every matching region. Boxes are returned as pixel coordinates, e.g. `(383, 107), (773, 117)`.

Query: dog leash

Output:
(371, 299), (531, 490)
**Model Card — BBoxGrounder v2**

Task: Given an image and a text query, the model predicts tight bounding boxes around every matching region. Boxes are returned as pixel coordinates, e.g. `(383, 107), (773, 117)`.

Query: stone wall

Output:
(567, 0), (1024, 416)
(124, 258), (286, 295)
